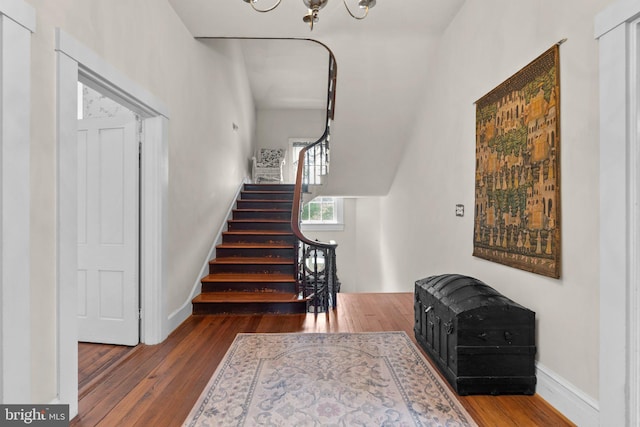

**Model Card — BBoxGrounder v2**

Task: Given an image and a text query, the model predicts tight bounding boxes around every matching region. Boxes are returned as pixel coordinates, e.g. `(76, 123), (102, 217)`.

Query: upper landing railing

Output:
(292, 49), (339, 313)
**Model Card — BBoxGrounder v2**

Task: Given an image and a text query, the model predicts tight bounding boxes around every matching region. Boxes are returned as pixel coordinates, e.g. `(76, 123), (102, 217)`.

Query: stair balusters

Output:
(291, 52), (339, 313)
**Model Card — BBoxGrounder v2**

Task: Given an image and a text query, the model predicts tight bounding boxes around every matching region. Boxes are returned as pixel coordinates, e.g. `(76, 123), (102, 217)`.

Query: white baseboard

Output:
(166, 179), (247, 333)
(536, 362), (599, 427)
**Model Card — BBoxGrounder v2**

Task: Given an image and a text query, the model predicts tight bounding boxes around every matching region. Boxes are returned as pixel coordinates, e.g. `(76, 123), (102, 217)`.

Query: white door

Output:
(77, 117), (139, 346)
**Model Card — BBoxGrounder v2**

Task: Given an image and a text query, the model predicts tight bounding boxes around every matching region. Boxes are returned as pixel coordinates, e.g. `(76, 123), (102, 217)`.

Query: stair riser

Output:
(236, 200), (293, 210)
(193, 180), (302, 317)
(201, 281), (297, 293)
(193, 300), (307, 315)
(244, 184), (295, 192)
(222, 234), (295, 245)
(232, 210), (291, 221)
(209, 263), (295, 275)
(227, 221), (292, 232)
(216, 247), (295, 258)
(241, 192), (294, 201)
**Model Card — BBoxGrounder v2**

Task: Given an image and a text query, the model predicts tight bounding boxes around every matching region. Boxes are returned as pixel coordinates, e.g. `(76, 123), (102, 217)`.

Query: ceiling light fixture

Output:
(242, 0), (377, 30)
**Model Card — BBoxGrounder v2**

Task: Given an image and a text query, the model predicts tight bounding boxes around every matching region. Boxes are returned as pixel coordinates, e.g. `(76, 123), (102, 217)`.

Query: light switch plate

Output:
(455, 204), (464, 217)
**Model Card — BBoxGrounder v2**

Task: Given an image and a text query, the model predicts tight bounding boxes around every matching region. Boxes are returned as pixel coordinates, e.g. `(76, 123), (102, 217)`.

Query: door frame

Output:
(596, 2), (640, 425)
(0, 0), (35, 404)
(56, 29), (169, 417)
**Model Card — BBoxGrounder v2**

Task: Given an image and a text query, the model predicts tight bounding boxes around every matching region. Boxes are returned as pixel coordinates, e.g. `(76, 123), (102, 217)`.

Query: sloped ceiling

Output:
(169, 0), (465, 195)
(235, 38), (329, 110)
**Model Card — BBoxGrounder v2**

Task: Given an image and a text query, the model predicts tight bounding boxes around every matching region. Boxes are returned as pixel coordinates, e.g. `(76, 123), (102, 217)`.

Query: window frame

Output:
(300, 197), (344, 231)
(289, 138), (343, 231)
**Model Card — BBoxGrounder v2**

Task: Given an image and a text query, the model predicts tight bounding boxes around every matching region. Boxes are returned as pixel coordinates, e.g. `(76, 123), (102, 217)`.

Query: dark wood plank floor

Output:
(72, 293), (574, 427)
(78, 342), (138, 400)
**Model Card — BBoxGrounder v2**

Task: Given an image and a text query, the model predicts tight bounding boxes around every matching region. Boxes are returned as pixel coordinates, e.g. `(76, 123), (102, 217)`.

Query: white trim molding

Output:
(56, 48), (79, 416)
(55, 29), (169, 418)
(0, 0), (34, 404)
(0, 0), (34, 32)
(139, 115), (169, 344)
(595, 0), (640, 38)
(56, 30), (169, 119)
(536, 363), (599, 427)
(596, 1), (640, 425)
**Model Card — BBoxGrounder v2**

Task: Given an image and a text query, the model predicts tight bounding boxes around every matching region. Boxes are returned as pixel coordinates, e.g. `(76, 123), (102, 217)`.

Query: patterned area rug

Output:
(183, 332), (477, 426)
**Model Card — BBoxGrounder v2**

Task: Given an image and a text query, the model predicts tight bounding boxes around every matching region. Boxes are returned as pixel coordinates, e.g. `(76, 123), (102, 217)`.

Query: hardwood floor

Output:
(78, 342), (138, 400)
(73, 293), (575, 426)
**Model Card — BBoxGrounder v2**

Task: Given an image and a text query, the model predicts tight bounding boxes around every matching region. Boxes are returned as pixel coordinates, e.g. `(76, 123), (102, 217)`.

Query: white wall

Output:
(321, 35), (440, 197)
(26, 0), (255, 403)
(377, 0), (611, 404)
(255, 108), (326, 182)
(302, 198), (385, 293)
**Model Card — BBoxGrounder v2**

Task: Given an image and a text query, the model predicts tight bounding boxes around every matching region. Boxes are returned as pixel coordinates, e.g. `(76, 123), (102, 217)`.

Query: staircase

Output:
(192, 183), (308, 315)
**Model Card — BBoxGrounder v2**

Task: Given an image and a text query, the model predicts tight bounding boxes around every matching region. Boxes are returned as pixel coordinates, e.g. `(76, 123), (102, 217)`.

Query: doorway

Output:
(596, 5), (640, 425)
(77, 83), (140, 346)
(56, 28), (169, 417)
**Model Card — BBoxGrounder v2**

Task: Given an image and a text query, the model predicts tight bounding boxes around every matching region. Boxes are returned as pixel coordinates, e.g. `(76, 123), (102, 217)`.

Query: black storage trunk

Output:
(414, 274), (536, 395)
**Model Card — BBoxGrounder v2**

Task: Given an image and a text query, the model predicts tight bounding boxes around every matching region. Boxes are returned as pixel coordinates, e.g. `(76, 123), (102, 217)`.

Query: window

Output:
(301, 197), (336, 223)
(290, 138), (313, 183)
(289, 138), (342, 231)
(301, 197), (344, 231)
(291, 140), (309, 165)
(289, 138), (326, 185)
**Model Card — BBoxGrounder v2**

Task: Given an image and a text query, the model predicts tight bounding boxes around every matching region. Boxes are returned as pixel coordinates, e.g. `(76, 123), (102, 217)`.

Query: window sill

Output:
(300, 223), (345, 232)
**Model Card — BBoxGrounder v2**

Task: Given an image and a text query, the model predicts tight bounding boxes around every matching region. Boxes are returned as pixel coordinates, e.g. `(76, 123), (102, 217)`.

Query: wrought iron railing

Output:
(291, 50), (339, 313)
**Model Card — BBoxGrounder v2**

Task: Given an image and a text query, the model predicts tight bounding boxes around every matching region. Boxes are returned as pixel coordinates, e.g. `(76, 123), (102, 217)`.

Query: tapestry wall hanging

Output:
(473, 44), (561, 278)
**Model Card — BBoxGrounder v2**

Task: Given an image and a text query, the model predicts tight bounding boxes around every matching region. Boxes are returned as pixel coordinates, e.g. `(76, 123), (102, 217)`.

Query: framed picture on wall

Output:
(473, 43), (561, 278)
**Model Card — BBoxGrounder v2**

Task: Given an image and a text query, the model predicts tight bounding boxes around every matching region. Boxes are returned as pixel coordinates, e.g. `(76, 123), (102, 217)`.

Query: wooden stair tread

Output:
(193, 292), (303, 303)
(239, 198), (292, 202)
(210, 257), (294, 265)
(223, 230), (293, 235)
(193, 182), (304, 316)
(246, 184), (294, 187)
(217, 243), (294, 249)
(202, 273), (296, 282)
(233, 209), (290, 212)
(229, 219), (290, 223)
(233, 208), (291, 212)
(242, 191), (293, 195)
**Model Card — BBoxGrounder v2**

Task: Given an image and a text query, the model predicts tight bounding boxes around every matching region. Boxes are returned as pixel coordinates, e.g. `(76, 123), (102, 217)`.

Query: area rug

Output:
(183, 332), (477, 426)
